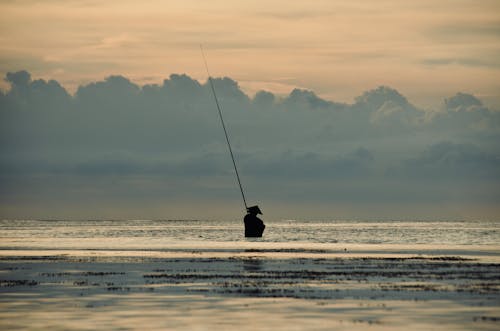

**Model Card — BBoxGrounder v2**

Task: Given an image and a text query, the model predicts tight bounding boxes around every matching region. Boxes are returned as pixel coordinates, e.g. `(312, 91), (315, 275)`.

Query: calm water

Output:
(1, 219), (499, 246)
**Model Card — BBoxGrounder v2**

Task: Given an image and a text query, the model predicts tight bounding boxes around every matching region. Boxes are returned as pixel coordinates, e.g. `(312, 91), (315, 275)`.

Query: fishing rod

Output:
(200, 45), (248, 211)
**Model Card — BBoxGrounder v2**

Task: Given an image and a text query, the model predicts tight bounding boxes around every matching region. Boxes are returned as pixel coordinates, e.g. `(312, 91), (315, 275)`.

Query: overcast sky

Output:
(1, 0), (499, 108)
(1, 70), (499, 220)
(0, 1), (499, 220)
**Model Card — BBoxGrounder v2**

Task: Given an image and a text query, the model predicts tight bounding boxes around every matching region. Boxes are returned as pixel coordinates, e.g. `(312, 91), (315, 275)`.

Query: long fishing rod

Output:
(200, 45), (248, 211)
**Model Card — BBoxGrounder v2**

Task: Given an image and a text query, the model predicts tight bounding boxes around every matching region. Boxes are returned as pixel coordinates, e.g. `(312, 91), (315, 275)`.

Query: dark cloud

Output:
(353, 86), (424, 127)
(445, 92), (483, 111)
(425, 93), (500, 133)
(242, 148), (374, 179)
(0, 70), (498, 219)
(252, 90), (275, 109)
(283, 88), (343, 111)
(6, 70), (31, 87)
(396, 142), (500, 180)
(3, 70), (70, 107)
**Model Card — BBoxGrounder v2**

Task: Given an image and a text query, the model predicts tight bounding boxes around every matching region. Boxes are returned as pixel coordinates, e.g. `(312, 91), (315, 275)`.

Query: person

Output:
(244, 205), (265, 237)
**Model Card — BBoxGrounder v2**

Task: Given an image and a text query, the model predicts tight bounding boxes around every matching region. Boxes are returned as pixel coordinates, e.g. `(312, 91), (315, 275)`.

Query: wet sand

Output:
(1, 245), (499, 330)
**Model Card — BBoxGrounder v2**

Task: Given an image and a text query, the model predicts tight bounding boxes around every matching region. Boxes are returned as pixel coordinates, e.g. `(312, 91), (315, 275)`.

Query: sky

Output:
(0, 1), (499, 220)
(1, 0), (499, 108)
(1, 71), (499, 220)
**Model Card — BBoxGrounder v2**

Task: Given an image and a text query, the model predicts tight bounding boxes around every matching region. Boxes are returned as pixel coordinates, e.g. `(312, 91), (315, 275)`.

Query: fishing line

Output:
(200, 45), (248, 211)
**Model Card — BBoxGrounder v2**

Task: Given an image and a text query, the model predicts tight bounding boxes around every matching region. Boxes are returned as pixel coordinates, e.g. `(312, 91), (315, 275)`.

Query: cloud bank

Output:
(1, 71), (499, 219)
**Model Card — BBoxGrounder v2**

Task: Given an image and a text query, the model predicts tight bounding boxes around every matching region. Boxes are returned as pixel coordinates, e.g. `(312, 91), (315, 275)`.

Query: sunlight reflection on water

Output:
(1, 219), (499, 245)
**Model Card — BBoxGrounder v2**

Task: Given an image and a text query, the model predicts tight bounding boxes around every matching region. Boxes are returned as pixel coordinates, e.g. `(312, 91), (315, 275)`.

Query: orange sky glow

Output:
(1, 0), (499, 108)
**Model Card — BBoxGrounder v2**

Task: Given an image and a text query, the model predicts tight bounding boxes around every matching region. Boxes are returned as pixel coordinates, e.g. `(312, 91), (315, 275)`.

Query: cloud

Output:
(3, 70), (70, 110)
(421, 57), (500, 68)
(252, 90), (275, 109)
(1, 70), (499, 219)
(353, 86), (424, 127)
(6, 70), (31, 87)
(397, 142), (500, 180)
(425, 92), (500, 132)
(445, 92), (483, 111)
(428, 22), (500, 41)
(241, 147), (375, 179)
(283, 88), (343, 111)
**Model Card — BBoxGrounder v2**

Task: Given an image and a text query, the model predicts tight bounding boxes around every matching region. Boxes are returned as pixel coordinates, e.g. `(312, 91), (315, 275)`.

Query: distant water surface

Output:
(1, 219), (499, 246)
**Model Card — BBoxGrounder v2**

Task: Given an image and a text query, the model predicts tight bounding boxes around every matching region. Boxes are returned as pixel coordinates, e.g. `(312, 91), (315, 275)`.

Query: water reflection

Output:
(1, 219), (499, 245)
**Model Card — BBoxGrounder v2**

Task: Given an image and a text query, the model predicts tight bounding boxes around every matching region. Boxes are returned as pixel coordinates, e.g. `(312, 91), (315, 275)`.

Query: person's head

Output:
(247, 205), (262, 215)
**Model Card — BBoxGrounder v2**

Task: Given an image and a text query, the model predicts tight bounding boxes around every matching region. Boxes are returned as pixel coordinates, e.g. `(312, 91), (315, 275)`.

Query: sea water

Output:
(1, 219), (500, 331)
(1, 219), (499, 248)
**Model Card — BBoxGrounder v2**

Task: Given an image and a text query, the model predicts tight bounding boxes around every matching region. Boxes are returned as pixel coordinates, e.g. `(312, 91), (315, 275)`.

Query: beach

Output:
(0, 220), (499, 330)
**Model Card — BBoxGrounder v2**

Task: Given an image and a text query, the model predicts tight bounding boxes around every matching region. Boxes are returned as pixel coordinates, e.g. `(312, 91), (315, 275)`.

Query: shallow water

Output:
(1, 219), (499, 331)
(1, 219), (499, 246)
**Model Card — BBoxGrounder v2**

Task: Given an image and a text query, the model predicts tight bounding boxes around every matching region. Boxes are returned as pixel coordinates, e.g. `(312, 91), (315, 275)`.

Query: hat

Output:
(246, 205), (262, 215)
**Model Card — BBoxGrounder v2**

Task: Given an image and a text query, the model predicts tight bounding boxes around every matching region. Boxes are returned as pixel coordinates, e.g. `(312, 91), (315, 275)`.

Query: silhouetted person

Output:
(244, 205), (265, 237)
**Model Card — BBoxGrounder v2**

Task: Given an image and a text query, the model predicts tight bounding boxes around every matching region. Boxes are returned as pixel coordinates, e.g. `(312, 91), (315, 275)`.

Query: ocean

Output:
(1, 219), (499, 330)
(1, 218), (499, 246)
